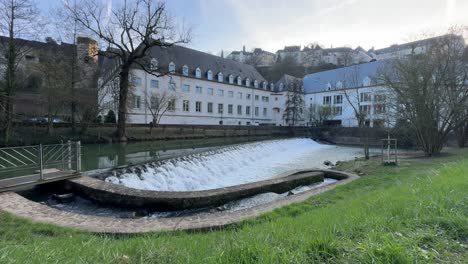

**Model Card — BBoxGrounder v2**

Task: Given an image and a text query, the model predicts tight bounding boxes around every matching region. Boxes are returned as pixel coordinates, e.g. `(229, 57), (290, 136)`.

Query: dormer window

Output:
(207, 70), (213, 80)
(246, 78), (251, 87)
(263, 82), (267, 90)
(217, 72), (223, 82)
(270, 83), (275, 91)
(363, 76), (371, 86)
(279, 83), (284, 91)
(254, 80), (258, 88)
(336, 81), (343, 89)
(150, 58), (158, 71)
(182, 65), (189, 76)
(195, 67), (201, 78)
(169, 62), (176, 73)
(327, 82), (332, 91)
(228, 75), (234, 84)
(237, 76), (242, 85)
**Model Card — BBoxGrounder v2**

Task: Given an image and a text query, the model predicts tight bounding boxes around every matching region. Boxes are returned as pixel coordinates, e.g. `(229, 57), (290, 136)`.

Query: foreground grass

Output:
(0, 150), (467, 263)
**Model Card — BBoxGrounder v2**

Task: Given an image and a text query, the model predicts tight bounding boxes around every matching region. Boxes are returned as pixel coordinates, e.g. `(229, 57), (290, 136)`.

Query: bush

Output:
(104, 110), (116, 123)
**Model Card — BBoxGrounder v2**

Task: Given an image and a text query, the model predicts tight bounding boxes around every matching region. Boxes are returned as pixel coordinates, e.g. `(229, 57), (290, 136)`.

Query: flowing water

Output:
(104, 138), (367, 192)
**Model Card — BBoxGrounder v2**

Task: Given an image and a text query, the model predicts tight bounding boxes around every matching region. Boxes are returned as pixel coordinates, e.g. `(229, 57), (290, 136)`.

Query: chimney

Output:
(243, 45), (245, 53)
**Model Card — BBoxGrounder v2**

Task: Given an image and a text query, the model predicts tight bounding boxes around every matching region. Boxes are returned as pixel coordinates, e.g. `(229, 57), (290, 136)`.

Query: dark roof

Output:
(303, 60), (388, 93)
(323, 47), (353, 53)
(374, 34), (463, 55)
(148, 45), (267, 82)
(280, 46), (301, 52)
(0, 36), (75, 55)
(275, 74), (302, 92)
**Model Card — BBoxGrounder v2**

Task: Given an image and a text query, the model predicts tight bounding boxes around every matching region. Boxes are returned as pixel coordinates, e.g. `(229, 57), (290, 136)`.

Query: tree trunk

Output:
(3, 11), (16, 145)
(116, 66), (130, 142)
(456, 125), (467, 148)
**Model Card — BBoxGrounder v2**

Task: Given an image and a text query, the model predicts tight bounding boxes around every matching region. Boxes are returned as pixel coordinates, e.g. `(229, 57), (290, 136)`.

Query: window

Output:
(169, 80), (176, 90)
(218, 89), (224, 96)
(360, 92), (371, 102)
(359, 105), (371, 115)
(237, 105), (242, 115)
(207, 102), (213, 113)
(246, 94), (251, 100)
(255, 95), (259, 101)
(218, 72), (223, 82)
(207, 70), (213, 80)
(333, 95), (342, 104)
(246, 106), (251, 115)
(228, 104), (233, 114)
(195, 101), (202, 112)
(323, 96), (331, 105)
(275, 97), (278, 101)
(254, 80), (258, 88)
(168, 99), (176, 111)
(132, 77), (142, 86)
(195, 67), (202, 78)
(327, 82), (332, 90)
(150, 96), (159, 109)
(279, 83), (284, 91)
(183, 84), (190, 93)
(237, 92), (242, 99)
(228, 91), (233, 97)
(265, 96), (269, 102)
(373, 119), (384, 128)
(195, 86), (202, 94)
(237, 76), (242, 85)
(374, 104), (386, 114)
(218, 103), (223, 114)
(183, 100), (189, 112)
(270, 83), (275, 91)
(207, 88), (214, 95)
(229, 75), (234, 84)
(374, 94), (386, 102)
(150, 58), (158, 71)
(336, 81), (343, 89)
(363, 76), (371, 86)
(169, 62), (176, 73)
(182, 65), (189, 76)
(132, 96), (141, 109)
(263, 107), (267, 116)
(332, 106), (342, 116)
(254, 107), (259, 116)
(263, 82), (267, 90)
(150, 79), (159, 88)
(246, 78), (251, 87)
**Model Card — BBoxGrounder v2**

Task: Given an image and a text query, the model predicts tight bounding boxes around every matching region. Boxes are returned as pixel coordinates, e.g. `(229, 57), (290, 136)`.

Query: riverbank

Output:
(0, 148), (466, 263)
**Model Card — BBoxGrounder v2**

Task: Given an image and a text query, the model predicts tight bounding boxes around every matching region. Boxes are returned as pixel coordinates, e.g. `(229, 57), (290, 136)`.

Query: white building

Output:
(303, 60), (393, 127)
(100, 45), (288, 126)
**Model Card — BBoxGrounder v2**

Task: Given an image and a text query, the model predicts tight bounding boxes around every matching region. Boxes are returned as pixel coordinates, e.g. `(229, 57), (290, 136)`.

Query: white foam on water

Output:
(105, 138), (363, 192)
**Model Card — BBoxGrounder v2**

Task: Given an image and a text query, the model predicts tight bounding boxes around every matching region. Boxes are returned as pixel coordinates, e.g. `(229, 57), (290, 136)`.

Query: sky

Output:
(37, 0), (468, 55)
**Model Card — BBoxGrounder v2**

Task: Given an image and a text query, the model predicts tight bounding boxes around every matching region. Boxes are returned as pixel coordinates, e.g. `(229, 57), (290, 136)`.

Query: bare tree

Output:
(0, 0), (43, 144)
(145, 90), (176, 134)
(283, 79), (304, 126)
(64, 0), (190, 141)
(342, 65), (372, 159)
(379, 30), (468, 156)
(306, 103), (331, 127)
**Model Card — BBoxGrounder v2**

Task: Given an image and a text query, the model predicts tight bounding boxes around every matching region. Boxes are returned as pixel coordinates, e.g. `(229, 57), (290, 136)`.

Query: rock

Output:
(323, 160), (334, 166)
(51, 193), (75, 203)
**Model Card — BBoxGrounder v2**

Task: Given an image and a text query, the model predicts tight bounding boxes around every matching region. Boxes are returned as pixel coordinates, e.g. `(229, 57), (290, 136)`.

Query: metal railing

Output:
(0, 141), (81, 181)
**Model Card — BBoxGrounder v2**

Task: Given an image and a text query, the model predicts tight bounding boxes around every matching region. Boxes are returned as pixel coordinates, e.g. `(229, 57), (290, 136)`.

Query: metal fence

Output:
(0, 141), (81, 181)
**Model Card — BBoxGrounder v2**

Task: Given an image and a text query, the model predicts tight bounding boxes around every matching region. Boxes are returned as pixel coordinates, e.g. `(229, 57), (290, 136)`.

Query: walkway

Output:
(0, 170), (358, 234)
(0, 171), (80, 192)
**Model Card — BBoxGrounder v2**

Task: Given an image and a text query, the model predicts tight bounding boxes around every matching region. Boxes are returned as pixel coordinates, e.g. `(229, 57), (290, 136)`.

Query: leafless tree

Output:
(306, 103), (331, 127)
(64, 0), (191, 142)
(379, 29), (468, 156)
(283, 79), (304, 126)
(0, 0), (43, 144)
(145, 90), (176, 134)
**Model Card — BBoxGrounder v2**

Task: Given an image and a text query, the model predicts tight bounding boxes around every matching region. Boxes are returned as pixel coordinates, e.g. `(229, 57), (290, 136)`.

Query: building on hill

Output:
(0, 36), (99, 121)
(227, 46), (275, 66)
(100, 44), (284, 126)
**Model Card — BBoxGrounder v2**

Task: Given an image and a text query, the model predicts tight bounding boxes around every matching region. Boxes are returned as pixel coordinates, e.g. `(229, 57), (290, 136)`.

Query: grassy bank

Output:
(0, 149), (467, 263)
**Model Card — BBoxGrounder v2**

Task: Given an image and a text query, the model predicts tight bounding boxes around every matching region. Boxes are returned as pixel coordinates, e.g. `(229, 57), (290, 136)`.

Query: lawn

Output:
(0, 149), (467, 263)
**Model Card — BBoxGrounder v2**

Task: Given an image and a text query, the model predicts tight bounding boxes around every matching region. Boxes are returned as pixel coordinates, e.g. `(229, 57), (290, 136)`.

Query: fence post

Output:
(76, 141), (81, 173)
(61, 140), (64, 170)
(67, 140), (72, 170)
(38, 144), (43, 180)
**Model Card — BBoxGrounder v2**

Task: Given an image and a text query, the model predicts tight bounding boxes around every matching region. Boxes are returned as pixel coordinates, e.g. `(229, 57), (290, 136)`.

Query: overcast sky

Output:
(39, 0), (468, 54)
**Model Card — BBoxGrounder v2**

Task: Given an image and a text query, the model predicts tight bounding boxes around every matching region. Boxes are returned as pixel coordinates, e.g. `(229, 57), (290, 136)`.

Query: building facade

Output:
(100, 45), (289, 126)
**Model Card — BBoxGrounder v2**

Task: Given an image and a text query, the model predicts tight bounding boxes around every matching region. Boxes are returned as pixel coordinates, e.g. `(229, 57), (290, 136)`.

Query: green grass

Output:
(1, 149), (467, 263)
